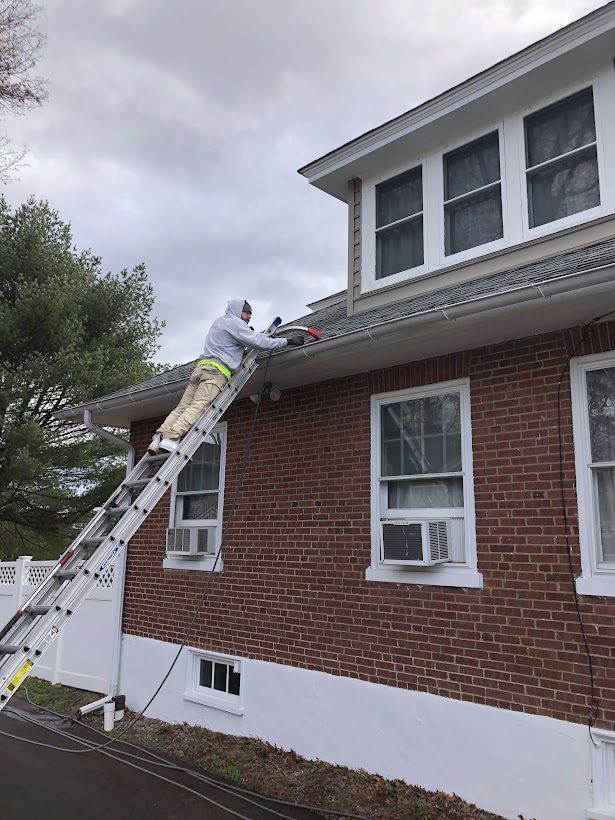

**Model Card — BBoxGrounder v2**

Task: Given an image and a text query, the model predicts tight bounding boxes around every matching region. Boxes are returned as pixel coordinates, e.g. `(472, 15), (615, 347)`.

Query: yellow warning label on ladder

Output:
(7, 660), (33, 692)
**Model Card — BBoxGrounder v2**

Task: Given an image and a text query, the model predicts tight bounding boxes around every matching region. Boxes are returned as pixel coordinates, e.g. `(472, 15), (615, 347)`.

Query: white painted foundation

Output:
(119, 633), (592, 820)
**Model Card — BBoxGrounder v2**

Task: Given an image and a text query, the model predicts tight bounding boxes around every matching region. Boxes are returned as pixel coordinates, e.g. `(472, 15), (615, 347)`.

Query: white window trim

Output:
(183, 648), (244, 715)
(163, 421), (227, 573)
(571, 352), (615, 597)
(435, 126), (508, 268)
(589, 727), (615, 819)
(516, 77), (606, 242)
(367, 378), (481, 588)
(365, 159), (428, 289)
(374, 163), (425, 282)
(361, 70), (614, 295)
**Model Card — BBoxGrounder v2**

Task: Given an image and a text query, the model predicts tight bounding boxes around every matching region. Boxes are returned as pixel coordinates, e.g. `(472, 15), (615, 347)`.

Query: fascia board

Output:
(298, 3), (615, 184)
(55, 264), (615, 426)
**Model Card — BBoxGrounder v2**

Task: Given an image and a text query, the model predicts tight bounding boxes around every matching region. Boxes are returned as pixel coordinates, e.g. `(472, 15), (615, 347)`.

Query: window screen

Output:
(525, 88), (600, 228)
(375, 166), (423, 279)
(381, 392), (463, 510)
(443, 131), (503, 256)
(199, 657), (241, 697)
(587, 367), (615, 561)
(176, 440), (221, 523)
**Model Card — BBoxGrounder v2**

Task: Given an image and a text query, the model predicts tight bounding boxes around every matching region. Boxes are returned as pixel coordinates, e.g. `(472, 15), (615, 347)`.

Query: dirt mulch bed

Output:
(17, 678), (508, 820)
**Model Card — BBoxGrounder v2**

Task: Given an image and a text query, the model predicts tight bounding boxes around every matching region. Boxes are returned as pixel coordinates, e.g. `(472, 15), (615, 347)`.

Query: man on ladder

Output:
(149, 299), (305, 455)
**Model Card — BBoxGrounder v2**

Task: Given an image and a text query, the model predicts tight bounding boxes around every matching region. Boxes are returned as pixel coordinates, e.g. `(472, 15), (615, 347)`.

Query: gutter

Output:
(57, 261), (615, 424)
(83, 409), (133, 699)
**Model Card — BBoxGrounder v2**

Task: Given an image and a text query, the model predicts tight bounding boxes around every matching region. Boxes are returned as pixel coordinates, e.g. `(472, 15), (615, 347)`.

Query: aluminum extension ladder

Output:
(0, 317), (283, 711)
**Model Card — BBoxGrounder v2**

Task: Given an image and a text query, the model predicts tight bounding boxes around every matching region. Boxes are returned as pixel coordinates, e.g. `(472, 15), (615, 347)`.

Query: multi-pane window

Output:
(375, 166), (423, 279)
(175, 439), (221, 525)
(524, 87), (600, 228)
(380, 391), (463, 513)
(585, 366), (615, 563)
(571, 355), (615, 597)
(443, 131), (503, 256)
(198, 656), (241, 697)
(370, 382), (479, 586)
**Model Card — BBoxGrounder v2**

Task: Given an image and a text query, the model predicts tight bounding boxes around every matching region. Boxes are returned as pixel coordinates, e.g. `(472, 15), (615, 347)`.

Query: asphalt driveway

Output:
(0, 700), (318, 820)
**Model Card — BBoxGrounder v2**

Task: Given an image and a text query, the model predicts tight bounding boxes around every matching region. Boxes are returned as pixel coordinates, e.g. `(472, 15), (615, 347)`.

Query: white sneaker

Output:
(147, 434), (162, 455)
(159, 437), (179, 453)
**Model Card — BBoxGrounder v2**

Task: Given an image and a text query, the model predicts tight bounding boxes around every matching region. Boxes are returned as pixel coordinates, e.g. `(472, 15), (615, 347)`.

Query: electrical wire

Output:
(6, 693), (370, 820)
(554, 305), (615, 745)
(0, 711), (259, 820)
(10, 347), (278, 756)
(2, 338), (370, 819)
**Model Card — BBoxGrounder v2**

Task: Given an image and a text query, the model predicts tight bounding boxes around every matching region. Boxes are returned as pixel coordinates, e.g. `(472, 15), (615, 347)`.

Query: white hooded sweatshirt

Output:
(200, 299), (288, 372)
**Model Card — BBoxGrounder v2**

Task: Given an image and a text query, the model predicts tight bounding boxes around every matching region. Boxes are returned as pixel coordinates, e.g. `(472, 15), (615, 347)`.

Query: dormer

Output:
(299, 4), (615, 316)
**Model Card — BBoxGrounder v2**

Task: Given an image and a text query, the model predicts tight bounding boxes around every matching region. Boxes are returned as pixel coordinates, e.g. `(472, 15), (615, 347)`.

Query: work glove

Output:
(286, 336), (305, 347)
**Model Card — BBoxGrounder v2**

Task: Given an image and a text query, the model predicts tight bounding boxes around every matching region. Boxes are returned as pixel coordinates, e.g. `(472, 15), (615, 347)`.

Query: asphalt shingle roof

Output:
(92, 235), (615, 404)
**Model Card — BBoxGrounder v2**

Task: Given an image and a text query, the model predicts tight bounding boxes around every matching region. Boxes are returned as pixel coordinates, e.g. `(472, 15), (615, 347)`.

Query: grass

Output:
(15, 675), (100, 714)
(11, 677), (506, 820)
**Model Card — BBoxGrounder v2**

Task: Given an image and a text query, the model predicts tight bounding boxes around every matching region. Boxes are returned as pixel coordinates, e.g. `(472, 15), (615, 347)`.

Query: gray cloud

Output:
(1, 0), (605, 364)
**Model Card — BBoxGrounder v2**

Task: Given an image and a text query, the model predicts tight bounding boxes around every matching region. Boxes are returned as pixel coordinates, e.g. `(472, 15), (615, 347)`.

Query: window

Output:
(443, 131), (503, 256)
(175, 438), (221, 526)
(589, 728), (615, 819)
(164, 425), (226, 571)
(571, 354), (615, 596)
(368, 380), (480, 587)
(375, 166), (423, 279)
(184, 650), (244, 714)
(524, 87), (600, 228)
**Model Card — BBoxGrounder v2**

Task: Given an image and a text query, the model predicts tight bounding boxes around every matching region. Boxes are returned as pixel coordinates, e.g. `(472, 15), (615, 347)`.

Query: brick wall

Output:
(124, 320), (615, 729)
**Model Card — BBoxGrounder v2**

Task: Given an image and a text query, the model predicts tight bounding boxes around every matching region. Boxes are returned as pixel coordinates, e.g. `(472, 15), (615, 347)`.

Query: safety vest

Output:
(197, 358), (232, 380)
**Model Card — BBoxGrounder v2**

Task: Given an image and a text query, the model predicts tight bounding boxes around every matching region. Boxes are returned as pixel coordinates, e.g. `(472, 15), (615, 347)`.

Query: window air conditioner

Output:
(380, 520), (451, 566)
(166, 527), (215, 559)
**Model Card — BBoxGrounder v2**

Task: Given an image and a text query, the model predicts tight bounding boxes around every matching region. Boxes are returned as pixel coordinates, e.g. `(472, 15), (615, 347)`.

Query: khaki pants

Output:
(157, 364), (228, 439)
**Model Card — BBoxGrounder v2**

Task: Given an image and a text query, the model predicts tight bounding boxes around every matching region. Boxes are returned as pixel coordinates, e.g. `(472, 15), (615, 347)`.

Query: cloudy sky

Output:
(2, 0), (608, 363)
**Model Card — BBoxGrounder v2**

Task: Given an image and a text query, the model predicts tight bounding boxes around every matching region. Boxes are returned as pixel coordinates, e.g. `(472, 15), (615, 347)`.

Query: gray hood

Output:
(225, 299), (245, 319)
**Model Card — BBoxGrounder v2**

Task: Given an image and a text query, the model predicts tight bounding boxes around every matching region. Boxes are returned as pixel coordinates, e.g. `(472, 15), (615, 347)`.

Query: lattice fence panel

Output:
(25, 563), (55, 587)
(0, 564), (16, 585)
(96, 565), (114, 589)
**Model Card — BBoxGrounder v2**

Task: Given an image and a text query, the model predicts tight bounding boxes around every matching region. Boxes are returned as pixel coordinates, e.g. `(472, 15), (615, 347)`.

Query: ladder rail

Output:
(0, 319), (280, 708)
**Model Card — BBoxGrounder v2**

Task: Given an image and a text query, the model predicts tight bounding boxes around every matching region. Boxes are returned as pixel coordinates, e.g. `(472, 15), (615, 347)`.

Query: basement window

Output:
(589, 728), (615, 819)
(184, 650), (244, 715)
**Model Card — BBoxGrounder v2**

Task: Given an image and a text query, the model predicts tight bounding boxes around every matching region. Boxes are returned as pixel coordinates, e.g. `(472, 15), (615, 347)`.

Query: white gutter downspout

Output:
(83, 409), (134, 698)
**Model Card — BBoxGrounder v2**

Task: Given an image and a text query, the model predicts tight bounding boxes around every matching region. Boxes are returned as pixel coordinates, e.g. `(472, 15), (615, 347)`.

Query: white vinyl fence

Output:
(0, 555), (118, 694)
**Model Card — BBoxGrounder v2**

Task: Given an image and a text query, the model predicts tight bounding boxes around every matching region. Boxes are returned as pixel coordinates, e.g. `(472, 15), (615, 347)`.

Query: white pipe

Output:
(83, 409), (135, 472)
(103, 700), (115, 732)
(79, 694), (111, 716)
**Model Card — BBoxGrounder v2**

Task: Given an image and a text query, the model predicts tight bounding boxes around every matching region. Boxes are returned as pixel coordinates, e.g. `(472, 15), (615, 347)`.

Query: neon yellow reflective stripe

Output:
(197, 359), (231, 379)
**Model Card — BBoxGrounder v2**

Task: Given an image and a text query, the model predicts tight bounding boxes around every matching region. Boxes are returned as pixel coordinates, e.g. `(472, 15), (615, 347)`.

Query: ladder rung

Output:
(56, 569), (79, 580)
(82, 537), (105, 547)
(145, 452), (170, 464)
(0, 328), (274, 712)
(106, 505), (131, 516)
(126, 478), (149, 489)
(25, 605), (51, 616)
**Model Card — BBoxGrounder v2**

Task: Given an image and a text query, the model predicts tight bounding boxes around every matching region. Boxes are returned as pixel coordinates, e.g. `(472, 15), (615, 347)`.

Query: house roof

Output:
(57, 234), (615, 428)
(299, 2), (615, 201)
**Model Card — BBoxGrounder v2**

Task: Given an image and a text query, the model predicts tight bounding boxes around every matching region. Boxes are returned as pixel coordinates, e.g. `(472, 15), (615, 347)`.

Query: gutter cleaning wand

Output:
(281, 325), (324, 341)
